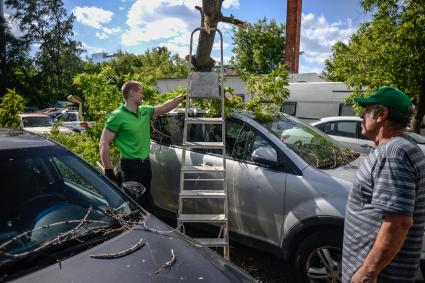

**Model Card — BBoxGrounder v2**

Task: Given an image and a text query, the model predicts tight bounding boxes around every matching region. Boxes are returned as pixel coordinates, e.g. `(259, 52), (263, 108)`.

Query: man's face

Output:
(130, 87), (143, 105)
(360, 104), (383, 139)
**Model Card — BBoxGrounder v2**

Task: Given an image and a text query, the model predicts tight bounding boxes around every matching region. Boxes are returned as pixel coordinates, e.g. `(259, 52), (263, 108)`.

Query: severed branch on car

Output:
(90, 238), (145, 259)
(153, 249), (176, 274)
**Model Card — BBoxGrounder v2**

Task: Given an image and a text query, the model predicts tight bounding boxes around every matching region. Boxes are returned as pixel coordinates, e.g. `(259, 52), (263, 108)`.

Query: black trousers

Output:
(120, 158), (153, 212)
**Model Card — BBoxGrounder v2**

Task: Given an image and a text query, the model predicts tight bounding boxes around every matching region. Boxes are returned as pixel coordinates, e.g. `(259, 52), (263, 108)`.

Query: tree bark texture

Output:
(192, 0), (245, 72)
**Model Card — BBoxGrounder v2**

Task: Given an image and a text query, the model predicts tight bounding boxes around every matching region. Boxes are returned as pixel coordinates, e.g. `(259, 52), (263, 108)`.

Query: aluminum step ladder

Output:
(177, 27), (229, 259)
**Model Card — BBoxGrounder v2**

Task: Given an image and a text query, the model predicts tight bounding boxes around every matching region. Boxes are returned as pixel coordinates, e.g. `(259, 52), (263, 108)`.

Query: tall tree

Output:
(231, 18), (285, 74)
(324, 0), (425, 132)
(1, 15), (40, 103)
(6, 0), (83, 105)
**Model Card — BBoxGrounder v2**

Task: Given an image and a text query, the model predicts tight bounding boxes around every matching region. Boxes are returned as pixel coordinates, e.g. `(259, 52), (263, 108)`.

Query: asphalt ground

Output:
(228, 242), (295, 283)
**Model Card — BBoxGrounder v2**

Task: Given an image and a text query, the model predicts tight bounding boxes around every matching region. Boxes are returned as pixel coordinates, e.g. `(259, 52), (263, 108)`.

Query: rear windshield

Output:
(21, 116), (55, 127)
(257, 114), (358, 168)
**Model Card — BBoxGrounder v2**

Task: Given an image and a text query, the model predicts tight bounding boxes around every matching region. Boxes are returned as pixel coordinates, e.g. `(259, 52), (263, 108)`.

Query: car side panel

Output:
(230, 161), (286, 246)
(150, 142), (182, 212)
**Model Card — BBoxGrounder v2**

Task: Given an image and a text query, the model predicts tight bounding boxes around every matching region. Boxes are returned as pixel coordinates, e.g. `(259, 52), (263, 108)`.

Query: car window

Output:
(151, 115), (184, 146)
(246, 132), (275, 163)
(335, 121), (357, 138)
(258, 114), (358, 168)
(321, 121), (357, 138)
(225, 120), (243, 158)
(0, 146), (138, 266)
(231, 124), (254, 160)
(21, 116), (55, 127)
(66, 113), (78, 121)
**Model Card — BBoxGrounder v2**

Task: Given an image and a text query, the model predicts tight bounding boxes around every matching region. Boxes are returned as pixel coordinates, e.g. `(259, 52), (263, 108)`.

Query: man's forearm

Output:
(156, 95), (184, 116)
(361, 216), (411, 276)
(99, 143), (113, 170)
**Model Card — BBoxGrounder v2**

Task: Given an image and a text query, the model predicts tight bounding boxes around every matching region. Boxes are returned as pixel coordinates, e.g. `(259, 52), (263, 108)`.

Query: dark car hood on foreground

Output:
(10, 215), (254, 283)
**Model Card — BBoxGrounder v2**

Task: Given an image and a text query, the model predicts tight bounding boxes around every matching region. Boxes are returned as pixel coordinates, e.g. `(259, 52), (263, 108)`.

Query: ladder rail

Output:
(179, 26), (229, 259)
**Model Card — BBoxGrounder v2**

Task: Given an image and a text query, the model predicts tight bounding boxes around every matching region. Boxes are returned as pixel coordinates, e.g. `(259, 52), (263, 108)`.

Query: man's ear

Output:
(377, 107), (389, 123)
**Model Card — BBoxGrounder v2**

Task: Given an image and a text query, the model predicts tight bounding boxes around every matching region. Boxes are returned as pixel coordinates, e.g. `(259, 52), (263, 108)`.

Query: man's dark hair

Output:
(121, 80), (142, 100)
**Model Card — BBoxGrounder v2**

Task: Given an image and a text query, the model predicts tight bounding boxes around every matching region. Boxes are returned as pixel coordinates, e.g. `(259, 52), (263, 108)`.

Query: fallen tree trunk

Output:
(191, 0), (246, 72)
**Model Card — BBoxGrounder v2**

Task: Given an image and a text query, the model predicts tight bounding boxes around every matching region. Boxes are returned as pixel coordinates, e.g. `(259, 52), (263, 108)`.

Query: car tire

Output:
(295, 230), (343, 283)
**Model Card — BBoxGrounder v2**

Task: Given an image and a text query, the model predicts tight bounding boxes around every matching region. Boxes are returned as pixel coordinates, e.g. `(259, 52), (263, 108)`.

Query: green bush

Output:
(0, 89), (26, 128)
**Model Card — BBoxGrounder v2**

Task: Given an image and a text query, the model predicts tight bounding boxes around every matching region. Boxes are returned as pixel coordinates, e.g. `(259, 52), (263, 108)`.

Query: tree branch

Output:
(195, 6), (205, 27)
(220, 15), (247, 28)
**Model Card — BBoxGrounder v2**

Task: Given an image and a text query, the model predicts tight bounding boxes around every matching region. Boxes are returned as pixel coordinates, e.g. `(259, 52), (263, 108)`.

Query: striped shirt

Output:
(342, 134), (425, 283)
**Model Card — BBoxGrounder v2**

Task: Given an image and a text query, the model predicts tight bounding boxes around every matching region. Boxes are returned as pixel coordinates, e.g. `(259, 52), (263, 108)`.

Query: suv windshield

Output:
(0, 146), (139, 268)
(257, 114), (358, 168)
(22, 116), (55, 127)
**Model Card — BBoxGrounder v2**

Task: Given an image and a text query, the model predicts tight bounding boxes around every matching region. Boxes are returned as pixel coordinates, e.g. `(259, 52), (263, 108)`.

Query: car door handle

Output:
(360, 144), (372, 148)
(203, 162), (214, 166)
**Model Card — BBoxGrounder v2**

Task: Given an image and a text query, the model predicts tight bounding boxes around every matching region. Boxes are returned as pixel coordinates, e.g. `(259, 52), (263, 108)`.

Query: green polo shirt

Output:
(105, 103), (155, 159)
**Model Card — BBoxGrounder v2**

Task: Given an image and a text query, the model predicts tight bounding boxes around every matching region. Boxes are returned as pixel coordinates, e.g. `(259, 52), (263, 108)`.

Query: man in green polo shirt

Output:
(99, 80), (184, 211)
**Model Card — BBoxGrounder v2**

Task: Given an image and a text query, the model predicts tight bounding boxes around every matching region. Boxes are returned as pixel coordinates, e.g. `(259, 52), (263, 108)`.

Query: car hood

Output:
(322, 154), (366, 182)
(11, 215), (254, 283)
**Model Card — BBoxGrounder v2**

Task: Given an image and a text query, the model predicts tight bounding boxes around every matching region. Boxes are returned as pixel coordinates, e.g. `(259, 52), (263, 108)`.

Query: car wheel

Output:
(295, 230), (343, 283)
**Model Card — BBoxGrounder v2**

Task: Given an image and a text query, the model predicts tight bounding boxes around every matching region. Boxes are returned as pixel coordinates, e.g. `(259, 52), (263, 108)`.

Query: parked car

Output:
(47, 108), (92, 132)
(149, 110), (358, 282)
(0, 128), (255, 283)
(150, 110), (425, 282)
(311, 116), (425, 154)
(19, 113), (73, 135)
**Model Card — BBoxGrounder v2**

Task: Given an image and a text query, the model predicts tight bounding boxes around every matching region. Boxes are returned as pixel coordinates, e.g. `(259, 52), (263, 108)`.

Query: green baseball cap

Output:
(353, 86), (412, 115)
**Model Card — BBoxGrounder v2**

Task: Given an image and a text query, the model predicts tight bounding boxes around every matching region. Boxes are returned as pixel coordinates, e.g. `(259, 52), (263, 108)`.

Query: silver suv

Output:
(150, 110), (363, 282)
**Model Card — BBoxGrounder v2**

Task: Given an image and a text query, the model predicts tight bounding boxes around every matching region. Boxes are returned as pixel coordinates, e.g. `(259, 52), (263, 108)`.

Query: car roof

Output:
(0, 128), (56, 150)
(312, 116), (362, 124)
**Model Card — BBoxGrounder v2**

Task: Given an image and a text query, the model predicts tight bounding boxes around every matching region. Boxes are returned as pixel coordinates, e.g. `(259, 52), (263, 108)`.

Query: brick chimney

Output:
(285, 0), (302, 74)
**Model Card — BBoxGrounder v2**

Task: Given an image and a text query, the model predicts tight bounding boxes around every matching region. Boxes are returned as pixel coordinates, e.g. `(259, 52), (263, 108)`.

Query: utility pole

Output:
(0, 0), (6, 96)
(285, 0), (302, 74)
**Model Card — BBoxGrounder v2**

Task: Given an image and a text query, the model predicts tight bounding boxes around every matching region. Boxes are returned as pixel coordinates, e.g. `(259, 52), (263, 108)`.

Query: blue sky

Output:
(8, 0), (371, 73)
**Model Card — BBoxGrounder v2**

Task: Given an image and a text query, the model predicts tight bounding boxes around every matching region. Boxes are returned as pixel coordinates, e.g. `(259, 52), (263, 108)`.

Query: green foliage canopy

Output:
(324, 0), (425, 132)
(5, 0), (84, 105)
(231, 18), (285, 74)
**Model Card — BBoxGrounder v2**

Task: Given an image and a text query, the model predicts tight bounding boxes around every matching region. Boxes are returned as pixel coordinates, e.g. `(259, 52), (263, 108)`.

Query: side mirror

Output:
(251, 146), (279, 166)
(121, 181), (146, 200)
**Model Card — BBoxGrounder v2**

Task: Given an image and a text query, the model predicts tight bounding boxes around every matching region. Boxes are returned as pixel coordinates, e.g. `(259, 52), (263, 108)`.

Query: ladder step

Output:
(185, 117), (224, 124)
(183, 142), (224, 149)
(178, 214), (226, 223)
(180, 190), (226, 198)
(193, 238), (228, 247)
(181, 165), (225, 173)
(184, 178), (224, 182)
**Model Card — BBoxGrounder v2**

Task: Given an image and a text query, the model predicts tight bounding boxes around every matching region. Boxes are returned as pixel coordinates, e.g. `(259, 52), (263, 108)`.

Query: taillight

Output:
(80, 121), (89, 128)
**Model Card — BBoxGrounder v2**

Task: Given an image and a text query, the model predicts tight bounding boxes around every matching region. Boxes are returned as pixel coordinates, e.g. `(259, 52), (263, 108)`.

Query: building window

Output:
(339, 103), (355, 116)
(281, 102), (297, 116)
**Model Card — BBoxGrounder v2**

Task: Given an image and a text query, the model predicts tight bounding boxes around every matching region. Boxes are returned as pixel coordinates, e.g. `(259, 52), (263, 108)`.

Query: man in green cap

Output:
(99, 80), (185, 212)
(342, 86), (425, 283)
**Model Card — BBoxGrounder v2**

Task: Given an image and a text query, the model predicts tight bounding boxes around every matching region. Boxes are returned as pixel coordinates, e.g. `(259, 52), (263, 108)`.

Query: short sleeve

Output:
(148, 105), (154, 119)
(139, 105), (154, 119)
(372, 157), (417, 216)
(105, 112), (121, 133)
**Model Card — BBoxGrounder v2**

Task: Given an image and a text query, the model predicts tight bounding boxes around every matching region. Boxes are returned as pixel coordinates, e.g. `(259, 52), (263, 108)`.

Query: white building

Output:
(157, 73), (356, 122)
